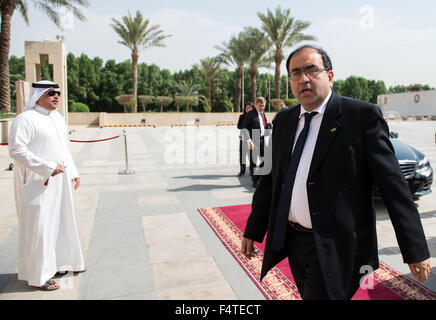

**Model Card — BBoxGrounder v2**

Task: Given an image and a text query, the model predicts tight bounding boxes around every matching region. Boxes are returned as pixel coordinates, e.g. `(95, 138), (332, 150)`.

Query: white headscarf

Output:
(24, 80), (60, 111)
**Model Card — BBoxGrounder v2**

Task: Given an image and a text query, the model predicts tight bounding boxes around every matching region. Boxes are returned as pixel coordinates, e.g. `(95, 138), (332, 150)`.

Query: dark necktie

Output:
(261, 113), (267, 129)
(272, 112), (317, 252)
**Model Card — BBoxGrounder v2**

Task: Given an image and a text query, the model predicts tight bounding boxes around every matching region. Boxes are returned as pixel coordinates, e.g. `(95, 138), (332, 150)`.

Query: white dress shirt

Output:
(288, 91), (332, 229)
(246, 109), (266, 144)
(257, 109), (266, 137)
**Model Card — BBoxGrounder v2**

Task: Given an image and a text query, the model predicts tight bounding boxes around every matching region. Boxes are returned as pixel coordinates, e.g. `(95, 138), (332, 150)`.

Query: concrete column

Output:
(15, 80), (31, 115)
(99, 113), (107, 128)
(25, 40), (68, 123)
(0, 119), (12, 144)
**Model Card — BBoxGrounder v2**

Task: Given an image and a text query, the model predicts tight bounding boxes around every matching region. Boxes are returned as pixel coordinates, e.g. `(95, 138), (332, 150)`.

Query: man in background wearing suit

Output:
(272, 102), (290, 126)
(240, 45), (430, 300)
(242, 97), (270, 188)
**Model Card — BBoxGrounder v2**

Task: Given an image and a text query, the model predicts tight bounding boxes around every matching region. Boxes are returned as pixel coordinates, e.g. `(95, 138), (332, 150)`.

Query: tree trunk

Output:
(250, 64), (258, 103)
(274, 49), (284, 99)
(0, 2), (16, 113)
(235, 67), (243, 113)
(206, 79), (212, 109)
(131, 48), (139, 113)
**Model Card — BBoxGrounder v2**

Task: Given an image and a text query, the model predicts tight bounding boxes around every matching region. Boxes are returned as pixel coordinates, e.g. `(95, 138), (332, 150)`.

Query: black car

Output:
(374, 132), (433, 200)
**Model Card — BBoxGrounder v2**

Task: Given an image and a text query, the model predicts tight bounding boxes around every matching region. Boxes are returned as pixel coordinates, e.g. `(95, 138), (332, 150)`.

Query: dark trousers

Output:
(285, 225), (330, 300)
(239, 140), (247, 174)
(250, 136), (265, 183)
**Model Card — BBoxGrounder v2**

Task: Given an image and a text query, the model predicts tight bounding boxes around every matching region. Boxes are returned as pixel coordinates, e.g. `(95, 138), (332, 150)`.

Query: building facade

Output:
(378, 90), (436, 119)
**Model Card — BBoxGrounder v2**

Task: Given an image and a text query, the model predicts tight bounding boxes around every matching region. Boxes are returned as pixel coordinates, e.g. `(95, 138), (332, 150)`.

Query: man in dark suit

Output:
(242, 97), (270, 188)
(237, 102), (254, 177)
(272, 102), (290, 126)
(240, 45), (430, 300)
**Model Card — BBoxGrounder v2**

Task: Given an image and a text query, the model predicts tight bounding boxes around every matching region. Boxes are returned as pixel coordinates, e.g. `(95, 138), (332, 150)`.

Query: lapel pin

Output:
(331, 128), (337, 133)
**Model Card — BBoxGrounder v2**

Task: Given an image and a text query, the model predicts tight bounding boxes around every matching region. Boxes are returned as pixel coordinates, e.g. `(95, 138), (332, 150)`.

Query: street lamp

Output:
(242, 69), (245, 111)
(268, 72), (271, 112)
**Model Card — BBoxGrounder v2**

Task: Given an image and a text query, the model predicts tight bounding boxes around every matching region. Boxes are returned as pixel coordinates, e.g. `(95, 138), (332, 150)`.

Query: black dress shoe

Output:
(237, 171), (245, 177)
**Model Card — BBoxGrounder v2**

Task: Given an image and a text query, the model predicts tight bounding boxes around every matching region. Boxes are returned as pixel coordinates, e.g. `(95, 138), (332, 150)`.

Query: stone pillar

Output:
(0, 119), (12, 144)
(24, 40), (68, 122)
(15, 80), (31, 115)
(99, 112), (107, 128)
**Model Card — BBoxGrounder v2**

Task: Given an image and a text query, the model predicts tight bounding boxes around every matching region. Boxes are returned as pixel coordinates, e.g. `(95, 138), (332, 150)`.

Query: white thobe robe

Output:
(9, 105), (85, 287)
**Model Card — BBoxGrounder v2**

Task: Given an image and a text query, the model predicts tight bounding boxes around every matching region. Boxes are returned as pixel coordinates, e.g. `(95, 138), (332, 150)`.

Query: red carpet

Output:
(198, 204), (436, 300)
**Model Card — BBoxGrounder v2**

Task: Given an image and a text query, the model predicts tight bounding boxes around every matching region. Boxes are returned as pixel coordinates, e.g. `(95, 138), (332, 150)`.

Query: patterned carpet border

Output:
(198, 206), (436, 300)
(198, 207), (300, 300)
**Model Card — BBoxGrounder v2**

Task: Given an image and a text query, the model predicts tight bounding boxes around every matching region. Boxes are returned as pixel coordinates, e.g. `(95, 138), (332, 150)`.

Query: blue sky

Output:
(10, 1), (436, 88)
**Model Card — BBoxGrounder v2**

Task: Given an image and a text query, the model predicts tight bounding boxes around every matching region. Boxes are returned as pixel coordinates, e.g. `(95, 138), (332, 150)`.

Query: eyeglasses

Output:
(47, 90), (61, 97)
(288, 66), (328, 81)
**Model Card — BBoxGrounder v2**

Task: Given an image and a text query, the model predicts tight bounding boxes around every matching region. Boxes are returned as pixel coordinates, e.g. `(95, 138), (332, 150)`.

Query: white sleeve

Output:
(9, 115), (57, 179)
(65, 139), (79, 179)
(62, 117), (79, 179)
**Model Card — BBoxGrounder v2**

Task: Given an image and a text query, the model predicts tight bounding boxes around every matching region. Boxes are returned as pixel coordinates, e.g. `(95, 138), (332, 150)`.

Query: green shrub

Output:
(0, 113), (15, 119)
(283, 99), (299, 107)
(270, 99), (283, 110)
(70, 102), (90, 112)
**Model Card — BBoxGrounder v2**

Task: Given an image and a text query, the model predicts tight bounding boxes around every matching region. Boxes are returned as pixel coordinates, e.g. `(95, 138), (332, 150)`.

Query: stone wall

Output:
(68, 112), (100, 126)
(378, 90), (436, 117)
(69, 112), (278, 127)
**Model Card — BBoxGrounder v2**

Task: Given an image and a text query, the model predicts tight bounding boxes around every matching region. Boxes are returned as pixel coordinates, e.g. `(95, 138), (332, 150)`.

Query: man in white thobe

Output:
(9, 80), (85, 290)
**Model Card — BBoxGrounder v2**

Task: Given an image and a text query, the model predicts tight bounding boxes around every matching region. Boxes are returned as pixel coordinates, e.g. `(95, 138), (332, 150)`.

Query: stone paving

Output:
(0, 121), (435, 300)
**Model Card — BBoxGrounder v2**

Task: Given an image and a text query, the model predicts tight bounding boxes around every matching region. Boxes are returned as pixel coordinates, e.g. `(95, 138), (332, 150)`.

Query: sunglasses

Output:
(47, 90), (61, 97)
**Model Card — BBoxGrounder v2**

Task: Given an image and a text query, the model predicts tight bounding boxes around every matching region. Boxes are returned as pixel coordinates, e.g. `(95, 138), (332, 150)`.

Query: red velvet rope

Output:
(70, 135), (121, 143)
(1, 136), (121, 145)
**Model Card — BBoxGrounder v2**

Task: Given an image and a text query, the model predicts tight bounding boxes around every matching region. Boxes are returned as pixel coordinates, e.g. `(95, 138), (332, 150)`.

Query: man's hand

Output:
(51, 163), (66, 176)
(408, 259), (431, 283)
(247, 140), (254, 151)
(72, 177), (80, 190)
(240, 237), (256, 259)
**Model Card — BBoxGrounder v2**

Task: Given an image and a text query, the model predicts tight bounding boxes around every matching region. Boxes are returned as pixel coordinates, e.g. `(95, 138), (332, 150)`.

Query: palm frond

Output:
(67, 4), (87, 21)
(215, 32), (250, 69)
(17, 1), (30, 25)
(258, 6), (315, 51)
(110, 11), (171, 53)
(17, 0), (89, 28)
(34, 2), (62, 29)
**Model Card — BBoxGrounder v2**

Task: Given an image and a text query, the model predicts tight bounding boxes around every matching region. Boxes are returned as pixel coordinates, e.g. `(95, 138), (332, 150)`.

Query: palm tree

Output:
(258, 6), (316, 99)
(196, 57), (222, 110)
(174, 80), (203, 112)
(215, 33), (249, 112)
(110, 11), (171, 113)
(0, 0), (89, 112)
(243, 27), (271, 102)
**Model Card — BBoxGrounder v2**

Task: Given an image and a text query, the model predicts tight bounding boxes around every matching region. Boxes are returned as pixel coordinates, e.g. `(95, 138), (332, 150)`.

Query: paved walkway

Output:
(0, 121), (435, 300)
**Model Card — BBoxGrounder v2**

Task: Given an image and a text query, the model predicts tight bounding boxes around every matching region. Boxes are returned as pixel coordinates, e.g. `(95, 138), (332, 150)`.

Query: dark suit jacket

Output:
(241, 109), (269, 143)
(237, 114), (246, 130)
(243, 92), (430, 299)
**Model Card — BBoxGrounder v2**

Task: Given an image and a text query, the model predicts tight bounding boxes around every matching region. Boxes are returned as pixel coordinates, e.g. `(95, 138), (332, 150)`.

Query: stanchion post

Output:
(119, 129), (135, 175)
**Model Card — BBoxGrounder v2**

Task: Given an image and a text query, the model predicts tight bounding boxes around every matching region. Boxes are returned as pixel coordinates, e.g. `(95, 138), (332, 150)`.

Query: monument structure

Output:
(15, 40), (68, 122)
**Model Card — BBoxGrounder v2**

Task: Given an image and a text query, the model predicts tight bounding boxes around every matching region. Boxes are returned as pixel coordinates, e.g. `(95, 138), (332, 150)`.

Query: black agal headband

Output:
(32, 82), (60, 89)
